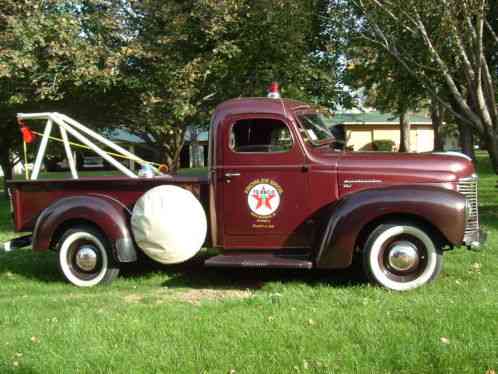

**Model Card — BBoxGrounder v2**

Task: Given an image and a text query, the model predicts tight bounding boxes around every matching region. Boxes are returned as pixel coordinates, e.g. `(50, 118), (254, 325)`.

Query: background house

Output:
(101, 128), (158, 171)
(330, 110), (435, 153)
(178, 110), (438, 168)
(181, 128), (209, 168)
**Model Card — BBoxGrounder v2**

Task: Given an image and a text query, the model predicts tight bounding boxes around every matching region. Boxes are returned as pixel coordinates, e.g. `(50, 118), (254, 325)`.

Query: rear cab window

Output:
(230, 118), (293, 153)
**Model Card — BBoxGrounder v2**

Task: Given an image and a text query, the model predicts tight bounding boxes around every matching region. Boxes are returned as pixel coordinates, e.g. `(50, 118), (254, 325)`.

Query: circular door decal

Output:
(246, 179), (283, 218)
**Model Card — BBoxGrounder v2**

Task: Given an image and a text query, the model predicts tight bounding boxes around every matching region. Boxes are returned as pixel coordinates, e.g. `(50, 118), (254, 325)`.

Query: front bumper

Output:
(458, 175), (482, 249)
(464, 229), (487, 250)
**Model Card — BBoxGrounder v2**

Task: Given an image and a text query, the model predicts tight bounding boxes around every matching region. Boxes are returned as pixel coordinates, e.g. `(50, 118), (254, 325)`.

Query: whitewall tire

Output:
(362, 222), (443, 291)
(57, 226), (119, 287)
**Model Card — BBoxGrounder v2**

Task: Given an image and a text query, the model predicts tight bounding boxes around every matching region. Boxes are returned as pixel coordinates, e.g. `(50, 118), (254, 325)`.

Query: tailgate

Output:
(8, 182), (40, 232)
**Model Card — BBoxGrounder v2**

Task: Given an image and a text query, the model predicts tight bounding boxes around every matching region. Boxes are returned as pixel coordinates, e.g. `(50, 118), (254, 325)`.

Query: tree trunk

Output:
(170, 130), (185, 173)
(159, 129), (186, 174)
(431, 98), (445, 151)
(168, 144), (183, 174)
(1, 150), (13, 198)
(483, 127), (498, 173)
(160, 147), (179, 174)
(458, 122), (475, 160)
(190, 127), (201, 168)
(399, 111), (411, 152)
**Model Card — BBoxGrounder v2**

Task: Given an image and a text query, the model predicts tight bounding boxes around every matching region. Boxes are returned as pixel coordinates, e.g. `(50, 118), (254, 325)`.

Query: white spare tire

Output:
(131, 185), (207, 264)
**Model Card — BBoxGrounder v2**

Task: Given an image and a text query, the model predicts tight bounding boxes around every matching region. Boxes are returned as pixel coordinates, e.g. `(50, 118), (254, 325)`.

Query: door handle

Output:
(225, 172), (241, 178)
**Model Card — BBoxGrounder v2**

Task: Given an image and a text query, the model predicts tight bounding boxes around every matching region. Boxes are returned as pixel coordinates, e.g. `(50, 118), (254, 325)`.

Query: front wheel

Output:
(57, 225), (119, 287)
(362, 222), (443, 291)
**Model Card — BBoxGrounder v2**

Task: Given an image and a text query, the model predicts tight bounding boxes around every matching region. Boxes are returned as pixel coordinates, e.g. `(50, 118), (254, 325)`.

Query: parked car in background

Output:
(45, 152), (107, 172)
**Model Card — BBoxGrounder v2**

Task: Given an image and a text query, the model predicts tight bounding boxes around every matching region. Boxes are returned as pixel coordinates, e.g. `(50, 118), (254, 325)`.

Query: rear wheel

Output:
(57, 225), (119, 287)
(362, 222), (442, 291)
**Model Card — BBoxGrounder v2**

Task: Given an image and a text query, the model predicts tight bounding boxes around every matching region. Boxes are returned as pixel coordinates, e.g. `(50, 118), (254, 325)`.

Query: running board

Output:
(204, 253), (313, 269)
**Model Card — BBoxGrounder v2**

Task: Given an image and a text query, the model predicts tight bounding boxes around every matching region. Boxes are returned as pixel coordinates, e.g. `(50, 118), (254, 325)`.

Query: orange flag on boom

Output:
(18, 120), (36, 144)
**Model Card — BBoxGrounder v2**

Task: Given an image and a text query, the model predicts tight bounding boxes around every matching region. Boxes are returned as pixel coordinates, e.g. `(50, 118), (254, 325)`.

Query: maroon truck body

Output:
(6, 97), (483, 289)
(9, 177), (208, 262)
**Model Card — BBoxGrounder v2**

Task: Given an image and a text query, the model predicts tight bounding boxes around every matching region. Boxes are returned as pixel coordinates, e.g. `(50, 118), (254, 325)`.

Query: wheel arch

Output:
(354, 213), (449, 254)
(33, 195), (137, 263)
(315, 185), (466, 269)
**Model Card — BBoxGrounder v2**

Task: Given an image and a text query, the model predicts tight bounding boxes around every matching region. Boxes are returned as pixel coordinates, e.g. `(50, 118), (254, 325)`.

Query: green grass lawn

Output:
(0, 161), (497, 373)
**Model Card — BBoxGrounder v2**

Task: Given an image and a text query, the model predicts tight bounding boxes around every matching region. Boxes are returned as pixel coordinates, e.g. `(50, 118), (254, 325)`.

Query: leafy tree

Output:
(120, 0), (339, 171)
(344, 49), (426, 152)
(330, 0), (456, 153)
(0, 0), (126, 192)
(353, 0), (498, 170)
(1, 0), (340, 180)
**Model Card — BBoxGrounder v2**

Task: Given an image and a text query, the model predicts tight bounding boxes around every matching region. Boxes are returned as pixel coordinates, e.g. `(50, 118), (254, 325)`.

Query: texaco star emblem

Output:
(247, 181), (282, 217)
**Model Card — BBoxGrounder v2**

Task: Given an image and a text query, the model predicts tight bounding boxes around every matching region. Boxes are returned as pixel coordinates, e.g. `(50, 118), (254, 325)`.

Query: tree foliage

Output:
(0, 0), (340, 176)
(119, 0), (338, 170)
(330, 0), (462, 153)
(0, 0), (126, 191)
(343, 33), (427, 152)
(352, 0), (498, 169)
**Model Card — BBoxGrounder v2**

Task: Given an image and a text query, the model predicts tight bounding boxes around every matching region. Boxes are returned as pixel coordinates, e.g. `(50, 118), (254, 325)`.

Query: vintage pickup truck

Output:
(5, 95), (484, 291)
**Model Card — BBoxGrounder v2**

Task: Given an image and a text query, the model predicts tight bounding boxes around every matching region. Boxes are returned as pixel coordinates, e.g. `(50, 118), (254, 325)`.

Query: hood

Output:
(336, 152), (475, 193)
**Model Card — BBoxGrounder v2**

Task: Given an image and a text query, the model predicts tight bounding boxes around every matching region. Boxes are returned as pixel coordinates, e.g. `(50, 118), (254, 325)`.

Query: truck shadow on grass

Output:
(121, 252), (367, 291)
(0, 249), (61, 284)
(0, 250), (366, 289)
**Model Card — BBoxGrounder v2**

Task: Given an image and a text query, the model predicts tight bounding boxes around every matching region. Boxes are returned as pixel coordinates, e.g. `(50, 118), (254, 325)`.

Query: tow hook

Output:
(2, 235), (32, 253)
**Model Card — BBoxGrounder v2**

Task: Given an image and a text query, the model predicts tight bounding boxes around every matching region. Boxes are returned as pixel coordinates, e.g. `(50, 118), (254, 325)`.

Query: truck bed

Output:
(8, 176), (209, 232)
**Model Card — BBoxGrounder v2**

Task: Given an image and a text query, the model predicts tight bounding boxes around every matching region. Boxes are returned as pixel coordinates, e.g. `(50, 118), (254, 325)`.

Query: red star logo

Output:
(252, 187), (276, 210)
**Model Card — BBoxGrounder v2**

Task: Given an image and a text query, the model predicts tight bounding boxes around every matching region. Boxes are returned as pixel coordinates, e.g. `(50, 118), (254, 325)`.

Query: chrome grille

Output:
(458, 175), (479, 241)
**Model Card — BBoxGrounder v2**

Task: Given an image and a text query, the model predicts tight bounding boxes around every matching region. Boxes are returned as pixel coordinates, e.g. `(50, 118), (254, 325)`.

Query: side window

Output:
(230, 118), (293, 153)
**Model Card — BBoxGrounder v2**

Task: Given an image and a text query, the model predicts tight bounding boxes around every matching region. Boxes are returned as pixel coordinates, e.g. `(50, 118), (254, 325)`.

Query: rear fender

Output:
(32, 195), (137, 263)
(315, 185), (466, 269)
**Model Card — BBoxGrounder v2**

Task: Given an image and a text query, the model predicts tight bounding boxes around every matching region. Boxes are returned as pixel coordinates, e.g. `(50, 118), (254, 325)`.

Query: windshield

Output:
(297, 112), (337, 146)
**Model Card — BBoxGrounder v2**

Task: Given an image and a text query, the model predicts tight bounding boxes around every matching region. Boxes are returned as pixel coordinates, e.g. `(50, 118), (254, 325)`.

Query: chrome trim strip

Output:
(343, 179), (383, 184)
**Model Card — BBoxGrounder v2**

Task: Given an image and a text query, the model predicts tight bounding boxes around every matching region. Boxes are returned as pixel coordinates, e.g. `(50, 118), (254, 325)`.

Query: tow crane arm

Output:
(17, 112), (160, 180)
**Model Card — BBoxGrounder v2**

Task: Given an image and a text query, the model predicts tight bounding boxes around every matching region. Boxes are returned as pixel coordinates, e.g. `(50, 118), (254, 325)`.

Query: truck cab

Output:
(205, 97), (483, 290)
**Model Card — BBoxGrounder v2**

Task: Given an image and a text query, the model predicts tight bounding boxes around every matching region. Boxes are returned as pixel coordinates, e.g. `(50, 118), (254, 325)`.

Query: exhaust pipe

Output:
(2, 235), (32, 253)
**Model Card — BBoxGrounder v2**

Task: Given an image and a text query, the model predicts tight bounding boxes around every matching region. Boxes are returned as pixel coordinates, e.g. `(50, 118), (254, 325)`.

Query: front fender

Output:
(316, 185), (466, 269)
(32, 195), (137, 263)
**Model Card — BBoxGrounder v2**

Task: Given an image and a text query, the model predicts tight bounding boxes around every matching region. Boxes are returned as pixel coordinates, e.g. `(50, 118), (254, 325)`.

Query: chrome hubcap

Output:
(387, 241), (419, 272)
(75, 245), (98, 272)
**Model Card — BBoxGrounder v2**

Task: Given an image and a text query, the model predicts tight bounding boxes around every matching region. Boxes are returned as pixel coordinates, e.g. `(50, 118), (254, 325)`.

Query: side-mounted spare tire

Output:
(131, 185), (207, 264)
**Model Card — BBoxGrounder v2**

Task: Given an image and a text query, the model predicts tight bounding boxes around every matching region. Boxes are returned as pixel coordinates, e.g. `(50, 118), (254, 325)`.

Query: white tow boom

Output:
(17, 112), (159, 180)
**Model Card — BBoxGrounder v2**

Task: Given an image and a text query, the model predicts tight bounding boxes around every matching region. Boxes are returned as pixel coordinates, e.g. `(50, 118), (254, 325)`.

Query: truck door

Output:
(220, 114), (308, 250)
